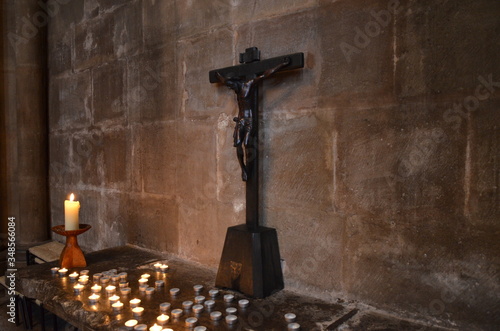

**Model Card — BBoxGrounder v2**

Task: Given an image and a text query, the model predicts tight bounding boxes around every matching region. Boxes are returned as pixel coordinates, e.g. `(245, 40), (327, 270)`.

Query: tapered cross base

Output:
(215, 224), (284, 298)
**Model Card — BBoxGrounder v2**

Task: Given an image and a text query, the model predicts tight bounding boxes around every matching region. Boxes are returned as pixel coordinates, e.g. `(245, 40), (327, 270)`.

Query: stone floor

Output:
(5, 245), (457, 331)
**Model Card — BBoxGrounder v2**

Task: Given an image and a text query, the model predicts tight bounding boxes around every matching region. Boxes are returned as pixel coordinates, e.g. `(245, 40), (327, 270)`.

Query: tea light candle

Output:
(119, 272), (127, 280)
(171, 309), (183, 318)
(287, 322), (301, 330)
(169, 288), (180, 296)
(109, 294), (120, 304)
(124, 319), (138, 329)
(160, 264), (169, 272)
(193, 284), (203, 293)
(73, 284), (84, 293)
(193, 304), (204, 314)
(238, 299), (249, 308)
(204, 300), (215, 309)
(93, 273), (102, 282)
(105, 285), (116, 295)
(111, 275), (120, 282)
(285, 313), (297, 323)
(112, 301), (124, 311)
(140, 273), (150, 279)
(139, 285), (148, 292)
(69, 272), (79, 281)
(80, 269), (89, 275)
(226, 314), (238, 324)
(51, 267), (60, 274)
(100, 276), (110, 284)
(185, 317), (198, 327)
(145, 287), (155, 295)
(223, 294), (234, 302)
(194, 295), (205, 304)
(64, 193), (80, 231)
(154, 280), (164, 287)
(138, 278), (148, 286)
(134, 324), (147, 331)
(209, 289), (219, 297)
(210, 311), (222, 321)
(226, 307), (237, 315)
(156, 314), (169, 325)
(88, 293), (100, 303)
(120, 287), (131, 295)
(119, 281), (129, 288)
(149, 324), (162, 331)
(129, 298), (141, 308)
(78, 277), (89, 285)
(58, 268), (68, 276)
(91, 284), (102, 293)
(159, 302), (171, 312)
(194, 327), (207, 331)
(182, 300), (193, 310)
(153, 263), (162, 270)
(109, 269), (117, 274)
(132, 307), (144, 317)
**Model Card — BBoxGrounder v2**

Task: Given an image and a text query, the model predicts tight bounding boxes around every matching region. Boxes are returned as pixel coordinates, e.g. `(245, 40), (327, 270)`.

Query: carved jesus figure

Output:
(216, 57), (290, 181)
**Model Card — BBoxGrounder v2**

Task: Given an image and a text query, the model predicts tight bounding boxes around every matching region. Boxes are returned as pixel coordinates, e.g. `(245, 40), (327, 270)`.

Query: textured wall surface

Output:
(47, 0), (499, 329)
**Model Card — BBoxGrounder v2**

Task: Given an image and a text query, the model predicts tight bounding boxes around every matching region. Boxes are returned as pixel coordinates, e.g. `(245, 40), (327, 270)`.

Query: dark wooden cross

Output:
(209, 47), (304, 298)
(209, 47), (304, 230)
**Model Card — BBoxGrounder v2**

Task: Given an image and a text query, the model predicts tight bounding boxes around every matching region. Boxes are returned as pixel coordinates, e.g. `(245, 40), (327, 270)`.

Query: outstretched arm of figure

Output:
(215, 71), (227, 84)
(253, 57), (291, 84)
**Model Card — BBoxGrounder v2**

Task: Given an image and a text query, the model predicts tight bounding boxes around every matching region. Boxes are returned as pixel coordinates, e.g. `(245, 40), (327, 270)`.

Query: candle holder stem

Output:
(52, 224), (91, 269)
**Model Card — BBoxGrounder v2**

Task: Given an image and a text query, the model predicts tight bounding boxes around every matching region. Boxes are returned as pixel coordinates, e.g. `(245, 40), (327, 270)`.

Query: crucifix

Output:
(209, 47), (304, 298)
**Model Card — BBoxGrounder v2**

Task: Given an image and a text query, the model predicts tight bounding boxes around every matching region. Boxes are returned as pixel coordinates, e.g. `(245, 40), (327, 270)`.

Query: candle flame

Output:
(70, 193), (75, 201)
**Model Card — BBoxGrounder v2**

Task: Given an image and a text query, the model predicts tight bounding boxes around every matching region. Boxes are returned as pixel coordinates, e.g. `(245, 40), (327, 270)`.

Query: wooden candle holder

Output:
(52, 224), (91, 269)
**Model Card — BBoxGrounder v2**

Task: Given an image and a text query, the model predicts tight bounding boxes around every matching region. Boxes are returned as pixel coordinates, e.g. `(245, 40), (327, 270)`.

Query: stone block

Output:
(71, 189), (101, 251)
(92, 60), (126, 125)
(72, 130), (104, 186)
(47, 0), (84, 36)
(396, 0), (500, 99)
(176, 0), (232, 38)
(127, 194), (178, 253)
(49, 134), (78, 187)
(93, 192), (128, 250)
(175, 121), (217, 201)
(263, 111), (334, 213)
(143, 0), (176, 48)
(97, 0), (133, 12)
(113, 1), (142, 58)
(232, 0), (317, 25)
(177, 28), (234, 120)
(317, 0), (395, 109)
(266, 207), (344, 293)
(138, 123), (177, 195)
(127, 47), (178, 122)
(102, 128), (130, 189)
(74, 14), (115, 71)
(48, 27), (72, 75)
(236, 9), (320, 112)
(49, 71), (91, 130)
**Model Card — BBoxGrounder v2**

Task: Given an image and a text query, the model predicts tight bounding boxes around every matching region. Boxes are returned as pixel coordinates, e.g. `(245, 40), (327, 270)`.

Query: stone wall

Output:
(47, 0), (499, 328)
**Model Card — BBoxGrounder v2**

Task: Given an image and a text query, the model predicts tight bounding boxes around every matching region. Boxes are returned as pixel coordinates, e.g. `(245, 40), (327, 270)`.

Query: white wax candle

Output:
(156, 314), (169, 325)
(149, 324), (162, 331)
(112, 301), (123, 311)
(129, 298), (141, 308)
(91, 284), (102, 293)
(64, 193), (80, 231)
(132, 307), (144, 316)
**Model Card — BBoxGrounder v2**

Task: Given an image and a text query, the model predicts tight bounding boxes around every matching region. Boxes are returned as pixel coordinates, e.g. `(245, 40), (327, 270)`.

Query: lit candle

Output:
(105, 285), (116, 295)
(64, 193), (80, 231)
(160, 264), (169, 272)
(129, 298), (141, 308)
(140, 273), (150, 279)
(73, 284), (84, 293)
(124, 319), (138, 329)
(91, 284), (102, 293)
(112, 301), (123, 311)
(138, 278), (148, 285)
(69, 272), (79, 281)
(153, 263), (162, 270)
(156, 314), (169, 325)
(149, 324), (162, 331)
(132, 307), (144, 317)
(51, 267), (60, 274)
(109, 294), (120, 304)
(88, 293), (100, 303)
(58, 268), (68, 276)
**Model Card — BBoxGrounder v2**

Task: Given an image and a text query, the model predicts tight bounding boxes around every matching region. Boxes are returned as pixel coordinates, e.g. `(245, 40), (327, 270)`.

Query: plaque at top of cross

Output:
(209, 47), (304, 230)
